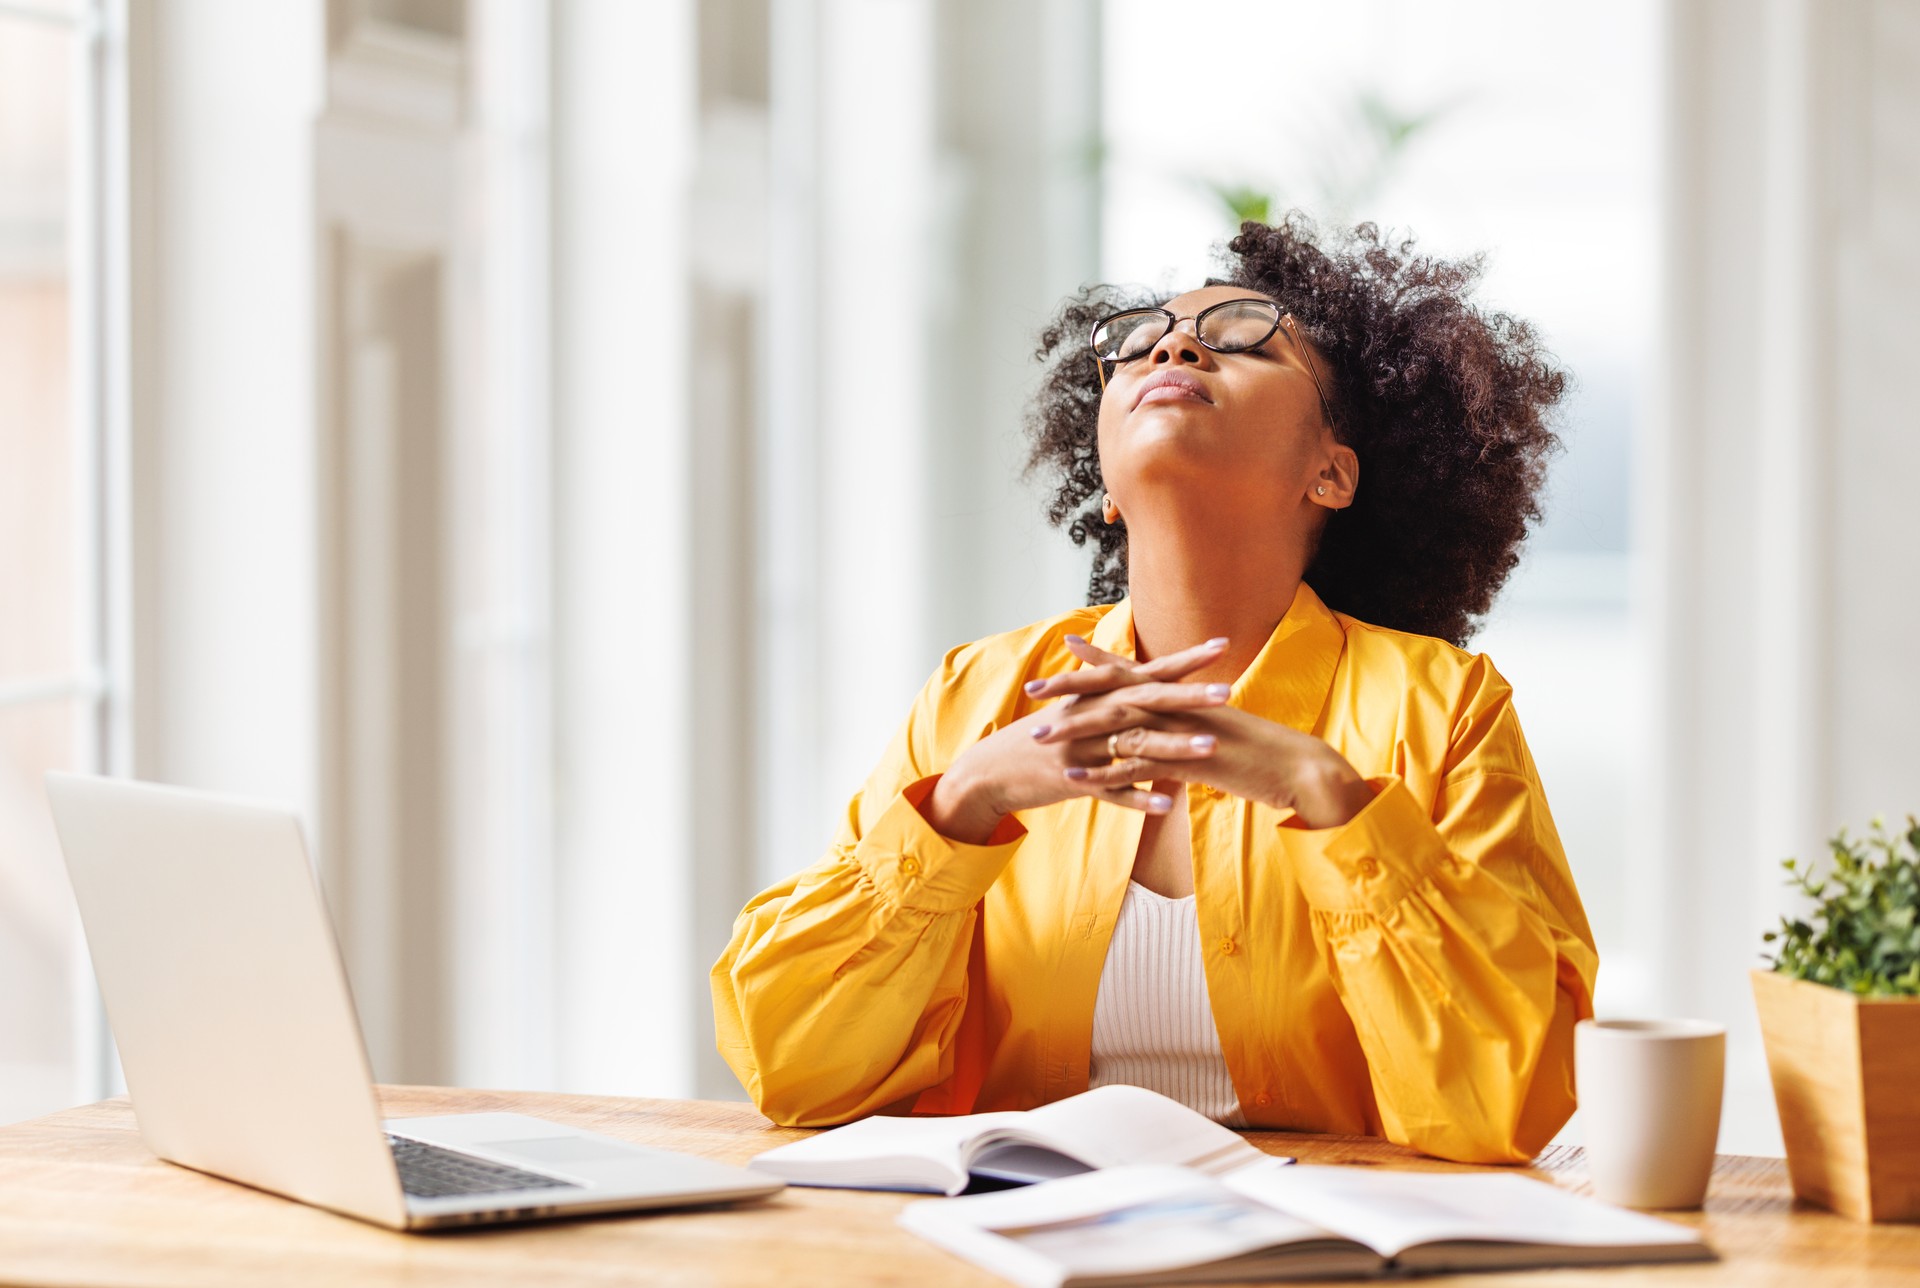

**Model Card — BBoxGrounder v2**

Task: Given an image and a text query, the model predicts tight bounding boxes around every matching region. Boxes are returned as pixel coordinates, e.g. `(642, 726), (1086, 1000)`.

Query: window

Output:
(0, 0), (121, 1124)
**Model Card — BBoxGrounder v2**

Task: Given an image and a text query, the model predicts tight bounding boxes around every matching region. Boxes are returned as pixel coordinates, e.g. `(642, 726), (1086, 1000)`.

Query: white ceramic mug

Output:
(1573, 1018), (1725, 1209)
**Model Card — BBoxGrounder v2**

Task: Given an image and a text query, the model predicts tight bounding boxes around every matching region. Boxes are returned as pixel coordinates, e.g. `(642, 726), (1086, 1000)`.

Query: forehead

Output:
(1163, 284), (1277, 316)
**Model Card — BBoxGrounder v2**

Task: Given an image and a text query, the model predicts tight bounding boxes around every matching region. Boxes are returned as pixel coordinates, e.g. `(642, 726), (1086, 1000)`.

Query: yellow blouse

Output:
(711, 582), (1598, 1164)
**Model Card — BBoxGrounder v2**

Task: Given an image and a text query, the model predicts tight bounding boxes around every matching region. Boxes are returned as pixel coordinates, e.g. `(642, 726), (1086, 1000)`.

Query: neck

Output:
(1120, 502), (1308, 685)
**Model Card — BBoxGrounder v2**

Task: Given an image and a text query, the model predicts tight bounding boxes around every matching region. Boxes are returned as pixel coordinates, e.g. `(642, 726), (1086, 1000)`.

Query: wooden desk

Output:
(0, 1086), (1915, 1287)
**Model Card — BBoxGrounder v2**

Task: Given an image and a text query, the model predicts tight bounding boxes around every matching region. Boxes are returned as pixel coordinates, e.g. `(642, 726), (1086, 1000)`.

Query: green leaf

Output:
(1202, 182), (1274, 228)
(1769, 814), (1920, 995)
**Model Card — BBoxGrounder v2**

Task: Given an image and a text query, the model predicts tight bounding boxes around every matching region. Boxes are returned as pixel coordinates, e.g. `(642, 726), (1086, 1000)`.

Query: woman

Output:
(711, 215), (1598, 1165)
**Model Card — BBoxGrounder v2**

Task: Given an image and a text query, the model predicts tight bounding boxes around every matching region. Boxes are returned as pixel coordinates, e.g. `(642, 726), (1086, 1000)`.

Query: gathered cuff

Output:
(1275, 776), (1451, 915)
(853, 775), (1027, 913)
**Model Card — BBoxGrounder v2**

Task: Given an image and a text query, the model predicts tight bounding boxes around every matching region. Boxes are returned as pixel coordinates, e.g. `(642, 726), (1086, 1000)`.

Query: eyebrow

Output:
(1172, 283), (1277, 305)
(1162, 296), (1274, 321)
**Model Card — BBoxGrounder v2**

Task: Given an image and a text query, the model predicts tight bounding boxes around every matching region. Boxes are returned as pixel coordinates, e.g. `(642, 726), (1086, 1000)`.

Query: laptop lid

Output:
(45, 773), (408, 1228)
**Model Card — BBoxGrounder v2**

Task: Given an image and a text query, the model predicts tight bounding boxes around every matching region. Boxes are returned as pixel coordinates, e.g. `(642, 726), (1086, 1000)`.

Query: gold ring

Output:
(1107, 732), (1123, 761)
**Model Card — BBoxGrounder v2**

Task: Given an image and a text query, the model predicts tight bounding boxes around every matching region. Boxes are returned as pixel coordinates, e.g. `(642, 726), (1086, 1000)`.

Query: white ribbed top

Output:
(1087, 881), (1246, 1127)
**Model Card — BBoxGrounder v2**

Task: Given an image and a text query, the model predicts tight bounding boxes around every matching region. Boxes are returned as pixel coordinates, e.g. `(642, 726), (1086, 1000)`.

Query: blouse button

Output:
(1356, 857), (1380, 879)
(1252, 1091), (1273, 1108)
(899, 857), (922, 878)
(1218, 936), (1238, 956)
(1192, 783), (1220, 800)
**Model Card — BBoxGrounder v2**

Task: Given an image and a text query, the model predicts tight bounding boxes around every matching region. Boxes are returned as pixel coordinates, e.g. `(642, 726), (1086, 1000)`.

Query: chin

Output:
(1129, 414), (1228, 451)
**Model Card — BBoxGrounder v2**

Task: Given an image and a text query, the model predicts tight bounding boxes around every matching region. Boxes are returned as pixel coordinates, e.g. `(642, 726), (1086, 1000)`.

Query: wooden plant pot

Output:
(1752, 968), (1920, 1222)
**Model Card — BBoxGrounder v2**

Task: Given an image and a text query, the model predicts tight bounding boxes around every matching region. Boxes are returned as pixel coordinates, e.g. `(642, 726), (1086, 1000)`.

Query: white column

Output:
(125, 0), (322, 816)
(450, 0), (558, 1097)
(811, 0), (940, 809)
(1653, 0), (1919, 1151)
(549, 0), (698, 1097)
(1823, 1), (1920, 821)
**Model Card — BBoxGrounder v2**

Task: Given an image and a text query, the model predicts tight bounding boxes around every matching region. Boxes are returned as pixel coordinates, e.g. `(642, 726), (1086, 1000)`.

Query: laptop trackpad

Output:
(483, 1135), (646, 1166)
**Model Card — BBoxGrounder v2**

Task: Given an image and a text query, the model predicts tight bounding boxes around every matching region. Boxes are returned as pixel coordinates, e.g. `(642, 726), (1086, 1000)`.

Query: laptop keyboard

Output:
(387, 1134), (580, 1199)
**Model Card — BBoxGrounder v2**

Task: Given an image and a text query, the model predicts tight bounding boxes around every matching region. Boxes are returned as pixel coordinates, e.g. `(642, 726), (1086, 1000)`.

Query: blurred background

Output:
(4, 0), (1916, 1158)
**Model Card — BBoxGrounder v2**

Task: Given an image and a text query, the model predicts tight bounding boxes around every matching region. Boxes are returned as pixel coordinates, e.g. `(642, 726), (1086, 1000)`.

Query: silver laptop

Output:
(43, 772), (784, 1230)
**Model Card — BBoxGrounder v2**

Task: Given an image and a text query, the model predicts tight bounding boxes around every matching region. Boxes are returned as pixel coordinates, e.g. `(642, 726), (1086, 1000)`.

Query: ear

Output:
(1311, 444), (1359, 510)
(1102, 492), (1120, 524)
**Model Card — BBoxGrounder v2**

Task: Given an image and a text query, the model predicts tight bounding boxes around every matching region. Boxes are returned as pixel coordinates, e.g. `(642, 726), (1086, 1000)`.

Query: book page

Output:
(1000, 1085), (1275, 1177)
(1226, 1166), (1707, 1258)
(900, 1165), (1373, 1288)
(750, 1111), (1027, 1192)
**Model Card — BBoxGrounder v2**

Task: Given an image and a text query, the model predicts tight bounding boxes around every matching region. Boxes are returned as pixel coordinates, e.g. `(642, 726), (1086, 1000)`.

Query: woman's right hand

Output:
(919, 635), (1234, 844)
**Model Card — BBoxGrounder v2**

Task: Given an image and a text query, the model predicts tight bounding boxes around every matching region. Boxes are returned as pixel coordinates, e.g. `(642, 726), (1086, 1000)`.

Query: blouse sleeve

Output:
(1277, 659), (1599, 1164)
(709, 663), (1025, 1126)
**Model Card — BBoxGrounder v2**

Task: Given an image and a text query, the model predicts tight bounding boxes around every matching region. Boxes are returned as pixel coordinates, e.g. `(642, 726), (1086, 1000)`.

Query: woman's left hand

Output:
(1030, 636), (1378, 830)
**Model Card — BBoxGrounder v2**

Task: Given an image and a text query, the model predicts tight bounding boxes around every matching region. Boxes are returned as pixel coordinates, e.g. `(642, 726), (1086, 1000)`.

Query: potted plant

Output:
(1754, 816), (1920, 1222)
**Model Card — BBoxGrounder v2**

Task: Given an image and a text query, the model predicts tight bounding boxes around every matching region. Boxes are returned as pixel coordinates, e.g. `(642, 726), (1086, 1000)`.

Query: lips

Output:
(1132, 370), (1213, 410)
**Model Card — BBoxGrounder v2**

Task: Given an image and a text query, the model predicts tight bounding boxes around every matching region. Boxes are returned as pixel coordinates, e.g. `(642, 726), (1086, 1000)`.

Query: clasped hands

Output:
(922, 634), (1376, 845)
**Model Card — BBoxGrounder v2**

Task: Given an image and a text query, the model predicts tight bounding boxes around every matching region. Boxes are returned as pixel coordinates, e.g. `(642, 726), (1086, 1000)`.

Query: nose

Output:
(1147, 319), (1211, 368)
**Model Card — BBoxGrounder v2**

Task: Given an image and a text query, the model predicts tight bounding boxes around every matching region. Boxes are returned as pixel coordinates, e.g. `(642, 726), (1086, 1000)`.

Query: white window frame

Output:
(0, 0), (131, 1106)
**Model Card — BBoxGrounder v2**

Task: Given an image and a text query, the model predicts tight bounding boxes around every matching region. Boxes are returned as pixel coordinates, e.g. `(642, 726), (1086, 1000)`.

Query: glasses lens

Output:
(1198, 300), (1280, 352)
(1091, 310), (1168, 361)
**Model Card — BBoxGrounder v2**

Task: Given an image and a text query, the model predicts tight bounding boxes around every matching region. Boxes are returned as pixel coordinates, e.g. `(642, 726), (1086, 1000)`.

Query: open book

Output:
(898, 1163), (1715, 1287)
(748, 1085), (1287, 1196)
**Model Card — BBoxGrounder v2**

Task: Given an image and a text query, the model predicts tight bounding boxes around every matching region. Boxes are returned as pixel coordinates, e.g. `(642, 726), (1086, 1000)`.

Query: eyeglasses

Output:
(1088, 298), (1335, 429)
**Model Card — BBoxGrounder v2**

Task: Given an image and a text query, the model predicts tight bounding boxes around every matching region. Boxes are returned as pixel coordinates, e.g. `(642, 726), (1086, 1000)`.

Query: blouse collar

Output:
(1087, 581), (1346, 734)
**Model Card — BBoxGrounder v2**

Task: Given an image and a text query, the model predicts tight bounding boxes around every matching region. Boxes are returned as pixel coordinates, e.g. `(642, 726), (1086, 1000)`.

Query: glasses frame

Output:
(1088, 299), (1336, 430)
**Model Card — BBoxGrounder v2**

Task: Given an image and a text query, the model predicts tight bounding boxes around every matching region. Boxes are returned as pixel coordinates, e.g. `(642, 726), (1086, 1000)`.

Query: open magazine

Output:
(749, 1085), (1287, 1195)
(898, 1164), (1715, 1287)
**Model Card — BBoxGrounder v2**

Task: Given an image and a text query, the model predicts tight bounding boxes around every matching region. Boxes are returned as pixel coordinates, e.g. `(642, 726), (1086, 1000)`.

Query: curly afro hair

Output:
(1025, 213), (1567, 647)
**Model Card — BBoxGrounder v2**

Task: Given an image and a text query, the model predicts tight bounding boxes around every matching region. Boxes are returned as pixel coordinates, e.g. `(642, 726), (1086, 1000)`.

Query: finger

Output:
(1063, 730), (1217, 768)
(1064, 632), (1228, 682)
(1065, 747), (1210, 788)
(1024, 634), (1228, 700)
(1086, 783), (1175, 814)
(1032, 685), (1230, 743)
(1025, 661), (1152, 699)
